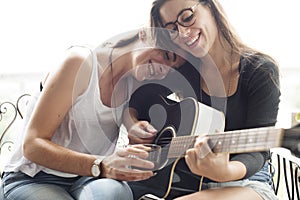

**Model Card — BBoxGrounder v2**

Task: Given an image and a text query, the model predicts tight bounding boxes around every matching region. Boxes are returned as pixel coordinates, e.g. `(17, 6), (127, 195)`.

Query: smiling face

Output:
(159, 0), (219, 58)
(131, 47), (186, 81)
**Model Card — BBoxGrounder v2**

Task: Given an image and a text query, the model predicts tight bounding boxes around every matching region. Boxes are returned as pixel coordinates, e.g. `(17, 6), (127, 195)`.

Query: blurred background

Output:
(1, 0), (299, 128)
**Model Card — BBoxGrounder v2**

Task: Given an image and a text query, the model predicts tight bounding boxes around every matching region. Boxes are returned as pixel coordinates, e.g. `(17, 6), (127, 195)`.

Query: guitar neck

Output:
(168, 127), (284, 158)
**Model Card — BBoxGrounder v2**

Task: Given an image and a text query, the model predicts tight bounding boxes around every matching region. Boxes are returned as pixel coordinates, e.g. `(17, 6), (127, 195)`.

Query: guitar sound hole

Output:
(155, 126), (176, 148)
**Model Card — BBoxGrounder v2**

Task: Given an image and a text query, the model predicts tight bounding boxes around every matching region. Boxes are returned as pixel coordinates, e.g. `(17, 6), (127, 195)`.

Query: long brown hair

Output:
(150, 0), (280, 85)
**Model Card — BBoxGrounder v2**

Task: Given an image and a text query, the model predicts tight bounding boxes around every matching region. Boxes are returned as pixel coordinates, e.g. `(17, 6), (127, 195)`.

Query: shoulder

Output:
(62, 46), (94, 72)
(240, 53), (280, 82)
(44, 46), (96, 99)
(238, 53), (280, 96)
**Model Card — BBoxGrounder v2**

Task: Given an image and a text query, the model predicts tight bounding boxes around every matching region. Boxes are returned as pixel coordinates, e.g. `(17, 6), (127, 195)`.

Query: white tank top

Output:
(4, 46), (132, 177)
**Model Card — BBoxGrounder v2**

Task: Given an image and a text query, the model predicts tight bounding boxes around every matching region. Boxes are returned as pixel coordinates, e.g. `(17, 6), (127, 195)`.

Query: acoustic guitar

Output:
(139, 96), (300, 199)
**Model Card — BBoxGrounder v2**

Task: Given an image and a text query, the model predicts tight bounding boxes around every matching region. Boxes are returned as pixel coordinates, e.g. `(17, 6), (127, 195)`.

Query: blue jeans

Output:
(248, 162), (273, 184)
(2, 171), (133, 200)
(0, 178), (4, 199)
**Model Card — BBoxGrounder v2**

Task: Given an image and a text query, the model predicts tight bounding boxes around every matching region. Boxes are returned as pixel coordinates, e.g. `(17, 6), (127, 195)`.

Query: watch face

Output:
(92, 164), (100, 177)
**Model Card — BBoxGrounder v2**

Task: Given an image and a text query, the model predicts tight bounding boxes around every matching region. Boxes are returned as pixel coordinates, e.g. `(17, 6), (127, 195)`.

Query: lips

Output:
(145, 61), (168, 80)
(148, 61), (155, 76)
(185, 33), (201, 47)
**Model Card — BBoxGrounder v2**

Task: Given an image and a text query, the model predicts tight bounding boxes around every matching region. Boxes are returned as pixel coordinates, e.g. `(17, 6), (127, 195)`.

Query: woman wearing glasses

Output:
(127, 0), (280, 200)
(1, 29), (185, 200)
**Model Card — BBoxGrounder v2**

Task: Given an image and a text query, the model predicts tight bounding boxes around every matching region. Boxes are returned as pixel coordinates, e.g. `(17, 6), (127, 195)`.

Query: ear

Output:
(138, 28), (147, 42)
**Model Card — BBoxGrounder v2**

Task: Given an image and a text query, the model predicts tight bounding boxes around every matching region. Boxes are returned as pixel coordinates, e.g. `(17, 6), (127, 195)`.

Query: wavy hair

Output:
(150, 0), (280, 85)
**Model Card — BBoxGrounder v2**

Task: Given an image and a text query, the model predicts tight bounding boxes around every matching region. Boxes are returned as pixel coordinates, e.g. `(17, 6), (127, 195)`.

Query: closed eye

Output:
(173, 53), (177, 62)
(165, 52), (170, 60)
(165, 52), (177, 62)
(182, 13), (195, 23)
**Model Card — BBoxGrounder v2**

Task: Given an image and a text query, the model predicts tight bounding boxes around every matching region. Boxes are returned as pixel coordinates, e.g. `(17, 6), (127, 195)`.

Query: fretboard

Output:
(168, 126), (284, 158)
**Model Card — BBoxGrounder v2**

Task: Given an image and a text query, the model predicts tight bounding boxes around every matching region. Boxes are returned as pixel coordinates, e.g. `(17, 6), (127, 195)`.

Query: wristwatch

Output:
(91, 159), (102, 177)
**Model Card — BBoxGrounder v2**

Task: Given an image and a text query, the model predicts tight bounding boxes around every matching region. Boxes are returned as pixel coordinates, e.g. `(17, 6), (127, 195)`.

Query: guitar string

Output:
(163, 133), (278, 144)
(165, 129), (279, 156)
(168, 133), (278, 146)
(160, 133), (277, 144)
(159, 127), (277, 142)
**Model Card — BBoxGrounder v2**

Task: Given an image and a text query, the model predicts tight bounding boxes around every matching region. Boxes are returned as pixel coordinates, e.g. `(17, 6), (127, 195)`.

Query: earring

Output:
(139, 29), (146, 42)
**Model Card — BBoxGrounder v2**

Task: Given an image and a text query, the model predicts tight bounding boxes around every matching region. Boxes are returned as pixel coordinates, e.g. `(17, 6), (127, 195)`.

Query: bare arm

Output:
(23, 48), (96, 176)
(23, 48), (154, 181)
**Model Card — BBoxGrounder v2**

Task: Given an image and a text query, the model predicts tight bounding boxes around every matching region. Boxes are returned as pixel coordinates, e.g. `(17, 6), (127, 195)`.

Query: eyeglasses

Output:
(163, 3), (200, 40)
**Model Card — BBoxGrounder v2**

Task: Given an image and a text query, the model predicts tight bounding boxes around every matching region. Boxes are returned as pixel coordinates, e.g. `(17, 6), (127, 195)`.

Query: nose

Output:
(177, 25), (191, 38)
(152, 50), (177, 67)
(148, 50), (175, 78)
(152, 49), (165, 61)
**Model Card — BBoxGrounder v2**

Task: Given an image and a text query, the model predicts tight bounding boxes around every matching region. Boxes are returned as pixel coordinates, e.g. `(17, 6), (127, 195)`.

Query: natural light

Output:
(1, 0), (299, 73)
(1, 0), (300, 127)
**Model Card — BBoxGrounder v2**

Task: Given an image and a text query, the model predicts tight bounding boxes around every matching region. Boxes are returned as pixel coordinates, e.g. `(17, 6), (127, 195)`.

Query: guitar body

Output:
(130, 97), (225, 199)
(150, 97), (199, 171)
(129, 96), (300, 199)
(149, 97), (225, 171)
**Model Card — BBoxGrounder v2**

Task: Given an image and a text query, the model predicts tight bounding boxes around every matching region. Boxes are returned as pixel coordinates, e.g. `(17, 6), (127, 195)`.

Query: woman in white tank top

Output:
(1, 28), (185, 200)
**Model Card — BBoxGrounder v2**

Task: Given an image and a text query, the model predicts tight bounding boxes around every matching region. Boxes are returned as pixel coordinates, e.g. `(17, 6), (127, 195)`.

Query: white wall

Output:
(1, 0), (299, 127)
(1, 0), (300, 74)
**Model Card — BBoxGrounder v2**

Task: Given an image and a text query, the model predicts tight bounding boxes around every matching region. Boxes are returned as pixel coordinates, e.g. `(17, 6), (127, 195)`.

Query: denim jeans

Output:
(2, 171), (133, 200)
(248, 162), (273, 184)
(0, 178), (4, 199)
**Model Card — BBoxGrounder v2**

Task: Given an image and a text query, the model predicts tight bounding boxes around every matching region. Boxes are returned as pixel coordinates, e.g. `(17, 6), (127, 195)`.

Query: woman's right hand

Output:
(101, 144), (155, 181)
(128, 121), (157, 144)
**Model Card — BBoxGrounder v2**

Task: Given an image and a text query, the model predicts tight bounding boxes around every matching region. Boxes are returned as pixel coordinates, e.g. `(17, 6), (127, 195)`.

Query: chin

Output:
(133, 68), (146, 82)
(135, 76), (146, 82)
(191, 49), (208, 58)
(197, 44), (210, 57)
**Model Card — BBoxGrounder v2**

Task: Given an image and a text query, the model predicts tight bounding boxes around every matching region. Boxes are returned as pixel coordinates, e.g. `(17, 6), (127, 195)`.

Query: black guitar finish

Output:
(149, 97), (199, 170)
(131, 97), (300, 199)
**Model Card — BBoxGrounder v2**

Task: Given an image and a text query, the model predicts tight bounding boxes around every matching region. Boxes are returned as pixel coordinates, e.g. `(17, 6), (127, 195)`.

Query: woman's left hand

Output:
(185, 136), (245, 182)
(101, 144), (155, 181)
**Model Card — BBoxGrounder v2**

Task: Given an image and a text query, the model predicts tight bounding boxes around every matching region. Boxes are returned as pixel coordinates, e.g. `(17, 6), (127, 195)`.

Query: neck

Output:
(200, 38), (237, 97)
(100, 46), (135, 107)
(110, 48), (133, 85)
(208, 37), (232, 70)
